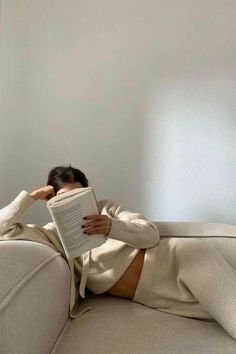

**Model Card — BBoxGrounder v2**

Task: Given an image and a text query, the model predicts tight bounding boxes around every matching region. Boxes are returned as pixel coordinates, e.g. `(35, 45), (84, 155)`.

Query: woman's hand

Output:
(30, 185), (55, 201)
(82, 214), (112, 236)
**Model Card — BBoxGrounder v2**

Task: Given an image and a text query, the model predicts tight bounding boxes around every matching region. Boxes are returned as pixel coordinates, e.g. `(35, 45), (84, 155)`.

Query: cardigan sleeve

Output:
(0, 191), (35, 237)
(98, 199), (160, 249)
(0, 191), (59, 252)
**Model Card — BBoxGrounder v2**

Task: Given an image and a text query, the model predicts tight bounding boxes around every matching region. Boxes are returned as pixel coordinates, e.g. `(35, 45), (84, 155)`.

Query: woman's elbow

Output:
(149, 225), (161, 248)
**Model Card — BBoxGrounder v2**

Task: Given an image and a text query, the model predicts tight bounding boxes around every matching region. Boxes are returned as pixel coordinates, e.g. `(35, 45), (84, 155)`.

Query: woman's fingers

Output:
(84, 223), (110, 233)
(82, 214), (111, 235)
(82, 215), (110, 228)
(83, 219), (108, 229)
(84, 214), (104, 220)
(84, 227), (108, 235)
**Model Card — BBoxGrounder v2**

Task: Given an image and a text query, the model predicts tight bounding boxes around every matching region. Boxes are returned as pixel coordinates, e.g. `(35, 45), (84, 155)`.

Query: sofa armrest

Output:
(0, 240), (71, 354)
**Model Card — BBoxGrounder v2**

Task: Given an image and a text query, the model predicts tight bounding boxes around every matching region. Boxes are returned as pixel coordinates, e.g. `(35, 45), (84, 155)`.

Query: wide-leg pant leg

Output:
(176, 238), (236, 340)
(201, 236), (236, 270)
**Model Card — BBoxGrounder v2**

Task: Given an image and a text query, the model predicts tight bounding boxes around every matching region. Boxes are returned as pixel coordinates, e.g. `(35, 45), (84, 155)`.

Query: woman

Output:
(1, 165), (236, 340)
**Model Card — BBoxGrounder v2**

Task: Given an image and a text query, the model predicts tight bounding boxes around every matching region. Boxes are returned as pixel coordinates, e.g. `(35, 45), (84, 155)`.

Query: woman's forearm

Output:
(0, 191), (35, 237)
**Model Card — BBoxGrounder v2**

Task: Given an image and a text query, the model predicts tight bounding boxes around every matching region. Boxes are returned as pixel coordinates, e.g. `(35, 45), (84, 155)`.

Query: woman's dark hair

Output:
(47, 165), (89, 194)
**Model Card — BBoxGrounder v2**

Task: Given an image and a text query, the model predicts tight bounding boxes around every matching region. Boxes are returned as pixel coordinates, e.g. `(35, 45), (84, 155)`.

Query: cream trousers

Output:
(134, 237), (236, 340)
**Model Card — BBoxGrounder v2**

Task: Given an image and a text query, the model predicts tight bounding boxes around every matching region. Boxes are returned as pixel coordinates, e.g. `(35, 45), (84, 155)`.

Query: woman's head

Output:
(47, 165), (89, 195)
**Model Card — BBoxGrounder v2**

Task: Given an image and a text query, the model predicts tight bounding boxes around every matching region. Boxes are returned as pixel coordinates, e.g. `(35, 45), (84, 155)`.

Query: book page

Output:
(48, 187), (92, 207)
(47, 188), (106, 259)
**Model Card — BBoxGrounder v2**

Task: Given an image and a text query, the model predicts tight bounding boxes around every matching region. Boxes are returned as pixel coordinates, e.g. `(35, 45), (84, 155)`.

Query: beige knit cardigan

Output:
(0, 191), (160, 318)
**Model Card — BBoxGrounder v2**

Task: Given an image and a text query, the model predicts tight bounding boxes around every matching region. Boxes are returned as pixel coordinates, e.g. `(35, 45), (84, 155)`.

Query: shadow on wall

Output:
(139, 66), (236, 224)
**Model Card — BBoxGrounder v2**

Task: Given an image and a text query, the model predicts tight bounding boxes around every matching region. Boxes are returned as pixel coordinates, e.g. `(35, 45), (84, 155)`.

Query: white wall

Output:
(0, 0), (235, 225)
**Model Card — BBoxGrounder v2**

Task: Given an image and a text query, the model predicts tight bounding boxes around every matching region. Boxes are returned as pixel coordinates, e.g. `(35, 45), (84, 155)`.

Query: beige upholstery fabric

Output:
(1, 222), (236, 353)
(52, 292), (236, 354)
(155, 221), (236, 237)
(1, 241), (71, 354)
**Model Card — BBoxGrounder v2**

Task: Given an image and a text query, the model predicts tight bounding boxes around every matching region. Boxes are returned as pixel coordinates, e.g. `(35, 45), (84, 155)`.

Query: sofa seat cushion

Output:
(52, 292), (236, 354)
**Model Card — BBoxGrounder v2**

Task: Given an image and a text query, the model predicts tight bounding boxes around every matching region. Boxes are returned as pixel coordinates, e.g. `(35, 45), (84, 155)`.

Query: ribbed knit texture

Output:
(0, 191), (160, 319)
(2, 192), (236, 340)
(134, 236), (236, 340)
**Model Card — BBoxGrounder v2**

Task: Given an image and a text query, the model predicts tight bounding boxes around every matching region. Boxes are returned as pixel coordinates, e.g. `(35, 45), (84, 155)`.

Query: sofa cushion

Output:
(1, 240), (71, 354)
(52, 291), (236, 354)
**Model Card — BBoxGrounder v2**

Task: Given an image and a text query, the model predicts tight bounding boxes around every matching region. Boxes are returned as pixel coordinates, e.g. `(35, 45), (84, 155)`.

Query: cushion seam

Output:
(50, 318), (72, 353)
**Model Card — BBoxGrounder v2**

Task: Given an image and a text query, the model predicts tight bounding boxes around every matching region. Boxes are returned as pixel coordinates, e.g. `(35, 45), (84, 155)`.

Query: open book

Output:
(47, 187), (107, 259)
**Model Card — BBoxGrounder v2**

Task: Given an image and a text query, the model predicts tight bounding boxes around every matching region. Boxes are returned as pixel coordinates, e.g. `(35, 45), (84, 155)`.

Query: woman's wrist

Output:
(29, 186), (55, 201)
(106, 218), (112, 236)
(29, 192), (38, 200)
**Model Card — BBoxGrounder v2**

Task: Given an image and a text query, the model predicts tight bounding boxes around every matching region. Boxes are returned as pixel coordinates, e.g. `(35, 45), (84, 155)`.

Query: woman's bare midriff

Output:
(105, 249), (146, 299)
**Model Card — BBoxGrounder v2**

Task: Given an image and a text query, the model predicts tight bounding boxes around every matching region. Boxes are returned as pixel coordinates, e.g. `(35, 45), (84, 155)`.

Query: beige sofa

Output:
(1, 222), (236, 354)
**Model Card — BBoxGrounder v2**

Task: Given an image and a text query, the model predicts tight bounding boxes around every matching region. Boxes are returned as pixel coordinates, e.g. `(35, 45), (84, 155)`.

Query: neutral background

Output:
(0, 0), (235, 225)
